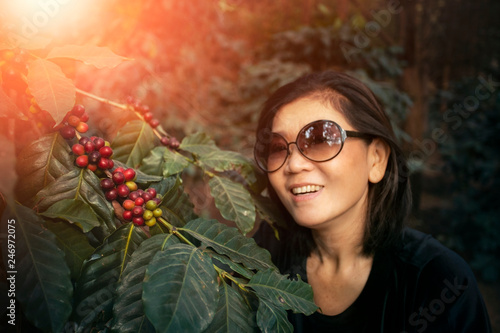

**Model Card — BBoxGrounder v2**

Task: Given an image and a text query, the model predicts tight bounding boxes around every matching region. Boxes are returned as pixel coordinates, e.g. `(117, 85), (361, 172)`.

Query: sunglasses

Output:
(254, 120), (373, 173)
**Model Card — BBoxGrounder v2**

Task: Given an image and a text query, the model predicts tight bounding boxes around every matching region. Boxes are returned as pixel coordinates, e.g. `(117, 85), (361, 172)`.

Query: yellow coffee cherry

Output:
(145, 217), (156, 227)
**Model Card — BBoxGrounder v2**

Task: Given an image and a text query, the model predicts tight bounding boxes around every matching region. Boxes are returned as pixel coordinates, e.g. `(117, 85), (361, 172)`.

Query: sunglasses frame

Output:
(254, 119), (373, 173)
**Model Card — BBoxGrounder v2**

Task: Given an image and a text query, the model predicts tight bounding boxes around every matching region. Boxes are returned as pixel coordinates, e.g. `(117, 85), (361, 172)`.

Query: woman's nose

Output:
(284, 144), (314, 173)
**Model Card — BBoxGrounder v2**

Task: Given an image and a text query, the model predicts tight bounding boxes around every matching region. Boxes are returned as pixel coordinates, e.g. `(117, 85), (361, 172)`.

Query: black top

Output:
(254, 224), (492, 333)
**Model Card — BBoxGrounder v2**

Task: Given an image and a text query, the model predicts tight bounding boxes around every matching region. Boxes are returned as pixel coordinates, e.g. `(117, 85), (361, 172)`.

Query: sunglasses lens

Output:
(254, 121), (344, 172)
(297, 121), (342, 161)
(255, 134), (288, 172)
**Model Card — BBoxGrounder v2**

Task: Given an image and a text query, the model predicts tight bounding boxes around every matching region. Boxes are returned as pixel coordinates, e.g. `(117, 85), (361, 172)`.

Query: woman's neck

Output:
(310, 215), (369, 272)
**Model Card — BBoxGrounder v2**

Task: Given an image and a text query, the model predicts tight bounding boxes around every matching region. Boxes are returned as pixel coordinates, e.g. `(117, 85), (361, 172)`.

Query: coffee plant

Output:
(0, 44), (317, 332)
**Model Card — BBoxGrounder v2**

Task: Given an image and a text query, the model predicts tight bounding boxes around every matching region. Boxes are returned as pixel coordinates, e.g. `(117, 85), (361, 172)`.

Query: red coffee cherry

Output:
(132, 206), (144, 217)
(132, 217), (144, 226)
(160, 137), (169, 146)
(112, 172), (125, 185)
(99, 146), (113, 158)
(123, 168), (136, 181)
(143, 112), (153, 122)
(88, 151), (101, 164)
(100, 178), (114, 190)
(117, 184), (130, 198)
(91, 138), (103, 150)
(134, 197), (145, 206)
(98, 157), (110, 170)
(128, 191), (140, 201)
(141, 192), (153, 203)
(72, 143), (85, 156)
(137, 105), (150, 114)
(113, 167), (125, 175)
(76, 122), (89, 133)
(146, 188), (157, 198)
(122, 199), (135, 211)
(149, 119), (160, 128)
(79, 112), (89, 122)
(67, 115), (81, 127)
(79, 136), (91, 146)
(84, 141), (95, 153)
(76, 155), (89, 167)
(105, 189), (118, 201)
(122, 210), (133, 221)
(60, 125), (76, 139)
(72, 104), (86, 117)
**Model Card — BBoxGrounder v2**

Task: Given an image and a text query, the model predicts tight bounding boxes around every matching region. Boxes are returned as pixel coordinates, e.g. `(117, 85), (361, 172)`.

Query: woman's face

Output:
(268, 96), (386, 232)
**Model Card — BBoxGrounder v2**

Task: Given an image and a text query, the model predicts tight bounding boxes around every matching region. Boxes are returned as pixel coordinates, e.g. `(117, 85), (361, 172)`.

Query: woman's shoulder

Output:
(388, 227), (492, 332)
(394, 227), (472, 276)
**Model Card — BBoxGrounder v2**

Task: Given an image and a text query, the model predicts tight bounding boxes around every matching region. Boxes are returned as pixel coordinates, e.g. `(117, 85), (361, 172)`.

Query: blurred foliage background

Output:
(1, 0), (499, 328)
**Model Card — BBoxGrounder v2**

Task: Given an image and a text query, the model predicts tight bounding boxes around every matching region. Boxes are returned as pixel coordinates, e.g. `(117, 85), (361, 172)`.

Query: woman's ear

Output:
(368, 138), (391, 184)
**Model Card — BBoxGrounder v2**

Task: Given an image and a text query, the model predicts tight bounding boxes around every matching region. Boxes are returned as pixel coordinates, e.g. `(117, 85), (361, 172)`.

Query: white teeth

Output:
(292, 185), (322, 195)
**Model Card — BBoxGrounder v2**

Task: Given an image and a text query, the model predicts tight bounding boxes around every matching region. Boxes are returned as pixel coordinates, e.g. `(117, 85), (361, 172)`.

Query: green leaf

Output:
(181, 218), (275, 271)
(199, 150), (256, 183)
(44, 220), (95, 280)
(112, 234), (180, 333)
(256, 298), (293, 333)
(140, 146), (190, 177)
(180, 132), (219, 157)
(4, 204), (72, 332)
(159, 176), (197, 227)
(35, 168), (116, 233)
(41, 198), (100, 232)
(208, 176), (256, 235)
(73, 223), (148, 330)
(199, 150), (248, 171)
(211, 253), (254, 280)
(112, 120), (156, 169)
(138, 146), (165, 176)
(247, 269), (317, 315)
(47, 44), (128, 69)
(148, 176), (180, 198)
(143, 244), (219, 333)
(162, 149), (190, 177)
(27, 58), (76, 125)
(15, 132), (74, 206)
(252, 192), (288, 230)
(204, 280), (257, 333)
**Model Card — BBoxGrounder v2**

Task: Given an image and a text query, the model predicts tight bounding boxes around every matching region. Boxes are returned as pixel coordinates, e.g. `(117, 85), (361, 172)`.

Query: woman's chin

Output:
(292, 214), (327, 229)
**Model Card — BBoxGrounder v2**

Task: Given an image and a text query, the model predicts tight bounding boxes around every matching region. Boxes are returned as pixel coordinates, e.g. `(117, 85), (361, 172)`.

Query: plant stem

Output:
(158, 217), (195, 246)
(213, 265), (248, 292)
(204, 170), (215, 178)
(76, 88), (128, 110)
(76, 87), (166, 139)
(157, 218), (248, 290)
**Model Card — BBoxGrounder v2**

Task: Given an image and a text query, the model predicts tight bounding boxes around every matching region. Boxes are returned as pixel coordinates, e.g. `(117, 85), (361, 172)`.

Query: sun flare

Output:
(2, 0), (100, 45)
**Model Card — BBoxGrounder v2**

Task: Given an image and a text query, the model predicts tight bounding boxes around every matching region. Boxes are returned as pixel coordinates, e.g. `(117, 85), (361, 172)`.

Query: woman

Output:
(253, 71), (491, 332)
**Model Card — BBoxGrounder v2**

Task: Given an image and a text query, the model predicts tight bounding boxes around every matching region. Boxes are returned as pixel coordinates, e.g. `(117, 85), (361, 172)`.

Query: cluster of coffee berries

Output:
(122, 188), (162, 226)
(100, 167), (137, 201)
(160, 136), (180, 150)
(59, 104), (90, 140)
(101, 168), (162, 226)
(73, 136), (114, 172)
(126, 96), (160, 129)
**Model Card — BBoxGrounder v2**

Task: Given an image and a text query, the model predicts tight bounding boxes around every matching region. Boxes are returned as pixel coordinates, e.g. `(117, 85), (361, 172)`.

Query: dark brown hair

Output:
(255, 71), (412, 269)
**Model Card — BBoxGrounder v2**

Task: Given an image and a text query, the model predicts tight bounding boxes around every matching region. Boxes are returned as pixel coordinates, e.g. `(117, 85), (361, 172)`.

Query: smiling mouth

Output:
(291, 185), (323, 195)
